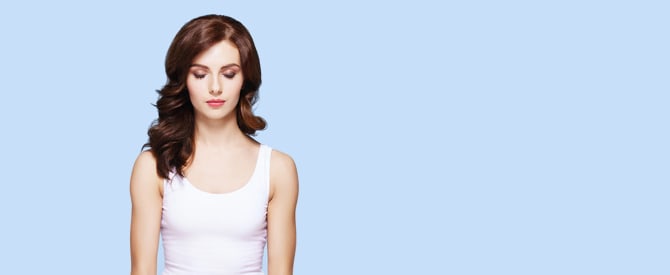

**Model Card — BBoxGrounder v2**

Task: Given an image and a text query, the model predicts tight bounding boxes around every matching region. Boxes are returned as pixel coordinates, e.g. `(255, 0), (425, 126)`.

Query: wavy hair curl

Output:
(144, 14), (266, 179)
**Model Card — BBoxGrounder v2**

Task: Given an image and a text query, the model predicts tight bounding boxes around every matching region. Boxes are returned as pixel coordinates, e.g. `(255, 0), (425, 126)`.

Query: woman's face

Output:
(186, 39), (244, 123)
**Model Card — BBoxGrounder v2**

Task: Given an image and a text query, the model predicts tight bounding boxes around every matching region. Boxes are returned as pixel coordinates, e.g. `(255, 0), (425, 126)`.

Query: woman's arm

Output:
(129, 151), (163, 275)
(267, 151), (299, 275)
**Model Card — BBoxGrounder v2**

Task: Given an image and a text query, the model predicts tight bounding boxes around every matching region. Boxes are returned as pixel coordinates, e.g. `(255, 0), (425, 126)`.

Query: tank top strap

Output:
(163, 170), (181, 196)
(258, 144), (272, 197)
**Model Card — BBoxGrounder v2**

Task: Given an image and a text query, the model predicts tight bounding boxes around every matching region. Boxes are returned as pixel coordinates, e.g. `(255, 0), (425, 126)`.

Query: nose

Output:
(209, 76), (222, 95)
(209, 88), (222, 95)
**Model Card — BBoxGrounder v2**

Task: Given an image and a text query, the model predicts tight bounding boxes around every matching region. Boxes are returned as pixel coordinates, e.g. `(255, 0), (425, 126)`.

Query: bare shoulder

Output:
(134, 150), (157, 167)
(130, 150), (163, 195)
(271, 149), (297, 171)
(269, 149), (299, 198)
(132, 150), (159, 178)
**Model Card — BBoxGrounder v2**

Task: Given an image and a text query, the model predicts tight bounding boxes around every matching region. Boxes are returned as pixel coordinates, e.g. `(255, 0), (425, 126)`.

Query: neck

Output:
(193, 115), (248, 149)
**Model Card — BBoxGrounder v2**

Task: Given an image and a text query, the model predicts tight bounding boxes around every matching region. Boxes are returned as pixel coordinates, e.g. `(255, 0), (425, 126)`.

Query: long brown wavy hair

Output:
(144, 14), (266, 179)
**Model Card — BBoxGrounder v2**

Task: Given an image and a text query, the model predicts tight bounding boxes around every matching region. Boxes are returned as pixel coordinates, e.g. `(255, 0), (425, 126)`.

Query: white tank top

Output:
(160, 144), (271, 275)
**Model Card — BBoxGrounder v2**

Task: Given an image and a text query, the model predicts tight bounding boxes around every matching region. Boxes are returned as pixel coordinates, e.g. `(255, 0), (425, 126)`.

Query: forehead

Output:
(191, 40), (241, 66)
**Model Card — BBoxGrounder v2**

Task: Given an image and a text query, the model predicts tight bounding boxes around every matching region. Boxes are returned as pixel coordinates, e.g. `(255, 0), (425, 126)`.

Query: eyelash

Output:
(192, 72), (236, 79)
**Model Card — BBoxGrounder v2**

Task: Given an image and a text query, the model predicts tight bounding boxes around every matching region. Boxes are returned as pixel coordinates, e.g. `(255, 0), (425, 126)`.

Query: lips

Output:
(206, 99), (225, 107)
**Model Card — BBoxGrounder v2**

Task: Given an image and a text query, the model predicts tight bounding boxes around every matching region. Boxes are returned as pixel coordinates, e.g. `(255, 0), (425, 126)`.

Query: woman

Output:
(130, 15), (298, 275)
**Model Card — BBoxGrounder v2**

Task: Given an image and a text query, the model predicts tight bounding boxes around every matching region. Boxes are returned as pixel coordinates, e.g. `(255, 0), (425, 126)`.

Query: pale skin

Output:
(130, 40), (298, 275)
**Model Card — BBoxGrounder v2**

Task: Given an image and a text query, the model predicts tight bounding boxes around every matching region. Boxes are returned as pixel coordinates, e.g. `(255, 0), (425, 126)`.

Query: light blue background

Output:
(0, 1), (667, 274)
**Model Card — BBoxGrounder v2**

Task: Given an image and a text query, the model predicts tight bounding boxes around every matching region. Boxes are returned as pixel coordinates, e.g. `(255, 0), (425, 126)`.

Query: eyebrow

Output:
(189, 63), (241, 70)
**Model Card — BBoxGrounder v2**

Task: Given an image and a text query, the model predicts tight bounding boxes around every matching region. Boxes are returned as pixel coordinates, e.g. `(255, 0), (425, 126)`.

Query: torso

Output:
(159, 143), (272, 275)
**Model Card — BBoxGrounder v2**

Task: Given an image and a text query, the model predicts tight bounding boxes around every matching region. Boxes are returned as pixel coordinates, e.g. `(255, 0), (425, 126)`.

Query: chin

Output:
(205, 112), (236, 121)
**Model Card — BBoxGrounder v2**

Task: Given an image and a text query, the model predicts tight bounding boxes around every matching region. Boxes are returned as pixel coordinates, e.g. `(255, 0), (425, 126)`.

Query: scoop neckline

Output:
(182, 144), (264, 196)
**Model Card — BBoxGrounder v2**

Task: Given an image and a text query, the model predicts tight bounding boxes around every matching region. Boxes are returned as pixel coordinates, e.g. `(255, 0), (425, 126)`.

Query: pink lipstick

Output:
(207, 99), (225, 107)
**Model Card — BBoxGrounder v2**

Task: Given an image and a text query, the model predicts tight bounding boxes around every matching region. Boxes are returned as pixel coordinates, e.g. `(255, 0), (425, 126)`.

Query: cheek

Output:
(186, 78), (207, 97)
(224, 79), (245, 96)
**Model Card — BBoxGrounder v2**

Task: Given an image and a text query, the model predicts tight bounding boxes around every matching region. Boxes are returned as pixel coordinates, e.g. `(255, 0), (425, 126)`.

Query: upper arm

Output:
(267, 150), (299, 275)
(129, 151), (163, 275)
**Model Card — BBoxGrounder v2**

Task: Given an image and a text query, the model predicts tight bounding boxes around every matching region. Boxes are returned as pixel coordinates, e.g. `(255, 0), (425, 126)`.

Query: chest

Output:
(162, 161), (270, 240)
(162, 186), (268, 237)
(185, 149), (259, 194)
